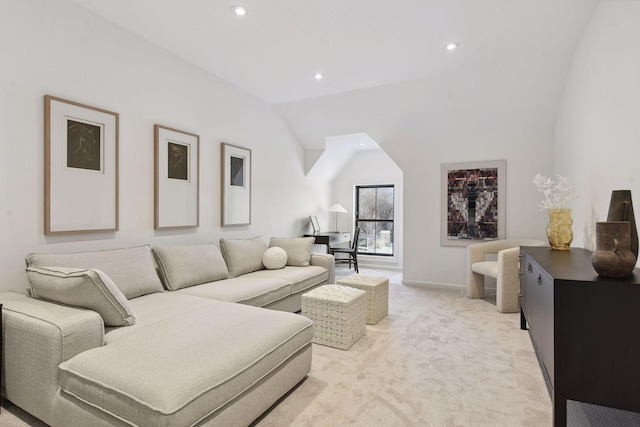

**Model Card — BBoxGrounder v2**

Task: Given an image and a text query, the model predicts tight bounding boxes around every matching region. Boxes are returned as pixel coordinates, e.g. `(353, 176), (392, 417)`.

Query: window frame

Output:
(355, 184), (394, 257)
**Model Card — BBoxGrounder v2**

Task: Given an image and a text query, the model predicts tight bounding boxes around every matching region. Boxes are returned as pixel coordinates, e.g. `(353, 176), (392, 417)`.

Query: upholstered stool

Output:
(337, 274), (389, 324)
(301, 284), (366, 350)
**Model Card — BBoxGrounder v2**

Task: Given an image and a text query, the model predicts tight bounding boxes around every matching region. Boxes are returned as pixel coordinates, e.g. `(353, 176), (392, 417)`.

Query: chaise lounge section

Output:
(1, 236), (333, 426)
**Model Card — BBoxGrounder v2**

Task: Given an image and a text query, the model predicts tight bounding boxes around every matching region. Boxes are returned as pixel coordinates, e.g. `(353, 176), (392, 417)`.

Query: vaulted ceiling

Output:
(68, 0), (599, 150)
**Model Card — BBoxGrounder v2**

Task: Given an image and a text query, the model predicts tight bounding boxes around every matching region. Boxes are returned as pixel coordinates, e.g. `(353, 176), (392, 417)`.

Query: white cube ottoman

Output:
(301, 284), (366, 350)
(337, 274), (389, 324)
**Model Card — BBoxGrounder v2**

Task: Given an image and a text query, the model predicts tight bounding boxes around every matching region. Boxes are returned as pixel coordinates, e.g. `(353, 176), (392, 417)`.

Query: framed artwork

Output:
(441, 160), (506, 246)
(154, 125), (199, 229)
(309, 215), (320, 233)
(44, 95), (119, 234)
(221, 142), (251, 226)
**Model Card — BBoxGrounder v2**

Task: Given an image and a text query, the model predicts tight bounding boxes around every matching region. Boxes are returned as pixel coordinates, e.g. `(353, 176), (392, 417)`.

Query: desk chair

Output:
(330, 227), (360, 273)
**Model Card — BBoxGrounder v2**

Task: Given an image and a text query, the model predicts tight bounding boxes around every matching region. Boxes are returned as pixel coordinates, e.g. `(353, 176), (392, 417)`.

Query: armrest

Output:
(0, 291), (104, 425)
(311, 253), (335, 284)
(497, 247), (522, 277)
(496, 247), (524, 313)
(469, 240), (520, 263)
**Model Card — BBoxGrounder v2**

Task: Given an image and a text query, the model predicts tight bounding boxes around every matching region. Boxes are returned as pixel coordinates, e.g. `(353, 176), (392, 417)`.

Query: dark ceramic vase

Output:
(591, 221), (636, 279)
(606, 190), (638, 260)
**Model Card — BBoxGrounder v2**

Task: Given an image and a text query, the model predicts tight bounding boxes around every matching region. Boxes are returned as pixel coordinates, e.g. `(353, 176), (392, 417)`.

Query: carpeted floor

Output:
(255, 267), (552, 427)
(1, 267), (553, 426)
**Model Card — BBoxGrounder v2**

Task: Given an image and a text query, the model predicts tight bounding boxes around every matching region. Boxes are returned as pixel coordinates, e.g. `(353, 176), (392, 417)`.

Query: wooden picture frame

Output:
(440, 160), (506, 246)
(221, 142), (251, 226)
(44, 95), (119, 234)
(154, 125), (199, 229)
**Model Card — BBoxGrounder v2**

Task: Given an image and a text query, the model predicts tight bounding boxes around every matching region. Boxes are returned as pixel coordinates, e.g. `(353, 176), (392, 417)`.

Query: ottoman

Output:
(337, 274), (389, 324)
(301, 284), (366, 350)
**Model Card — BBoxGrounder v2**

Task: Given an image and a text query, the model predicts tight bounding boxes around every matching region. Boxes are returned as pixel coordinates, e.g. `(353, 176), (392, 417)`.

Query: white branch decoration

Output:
(532, 174), (576, 210)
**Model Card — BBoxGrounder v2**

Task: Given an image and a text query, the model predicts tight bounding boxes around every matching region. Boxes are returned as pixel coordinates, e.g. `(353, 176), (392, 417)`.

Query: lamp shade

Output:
(328, 203), (347, 213)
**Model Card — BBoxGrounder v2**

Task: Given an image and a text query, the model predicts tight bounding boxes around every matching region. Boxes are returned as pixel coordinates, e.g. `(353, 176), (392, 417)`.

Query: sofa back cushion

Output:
(26, 245), (163, 299)
(269, 237), (315, 267)
(219, 236), (267, 278)
(152, 244), (229, 291)
(26, 266), (136, 327)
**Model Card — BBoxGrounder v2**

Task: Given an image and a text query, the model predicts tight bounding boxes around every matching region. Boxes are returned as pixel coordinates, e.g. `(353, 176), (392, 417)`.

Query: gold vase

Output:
(547, 208), (573, 250)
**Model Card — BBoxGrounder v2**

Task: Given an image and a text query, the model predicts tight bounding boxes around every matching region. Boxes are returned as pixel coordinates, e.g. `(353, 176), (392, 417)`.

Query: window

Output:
(355, 185), (394, 256)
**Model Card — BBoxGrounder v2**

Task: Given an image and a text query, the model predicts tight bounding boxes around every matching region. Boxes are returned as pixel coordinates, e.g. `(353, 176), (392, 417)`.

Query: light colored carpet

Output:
(0, 400), (47, 427)
(256, 267), (552, 427)
(1, 267), (553, 426)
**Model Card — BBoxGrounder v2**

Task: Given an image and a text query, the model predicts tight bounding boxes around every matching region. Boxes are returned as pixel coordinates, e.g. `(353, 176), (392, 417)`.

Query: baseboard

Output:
(401, 280), (499, 296)
(401, 280), (466, 292)
(357, 263), (403, 272)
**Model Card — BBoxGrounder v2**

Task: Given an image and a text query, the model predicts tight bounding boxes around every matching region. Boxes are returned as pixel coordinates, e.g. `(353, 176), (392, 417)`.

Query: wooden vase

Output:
(606, 190), (638, 261)
(591, 221), (636, 278)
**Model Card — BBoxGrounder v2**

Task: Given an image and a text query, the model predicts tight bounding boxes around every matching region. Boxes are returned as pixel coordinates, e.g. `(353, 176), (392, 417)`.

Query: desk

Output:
(304, 232), (350, 253)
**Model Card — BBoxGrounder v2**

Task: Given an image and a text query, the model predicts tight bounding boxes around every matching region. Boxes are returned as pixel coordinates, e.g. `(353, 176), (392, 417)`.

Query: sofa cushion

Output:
(26, 266), (135, 327)
(269, 237), (315, 267)
(262, 247), (287, 270)
(245, 265), (328, 294)
(58, 300), (313, 427)
(26, 245), (163, 299)
(471, 260), (499, 278)
(152, 244), (229, 291)
(219, 236), (267, 278)
(176, 276), (291, 307)
(104, 293), (217, 343)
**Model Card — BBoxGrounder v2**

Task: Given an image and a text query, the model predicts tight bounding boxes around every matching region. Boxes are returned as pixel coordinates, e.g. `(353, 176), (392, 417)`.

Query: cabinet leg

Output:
(553, 396), (567, 427)
(520, 307), (527, 330)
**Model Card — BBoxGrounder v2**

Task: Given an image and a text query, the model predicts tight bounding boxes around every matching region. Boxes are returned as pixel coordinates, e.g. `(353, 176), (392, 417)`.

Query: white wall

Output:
(555, 0), (640, 258)
(393, 129), (552, 286)
(332, 150), (403, 268)
(278, 56), (559, 286)
(0, 0), (330, 292)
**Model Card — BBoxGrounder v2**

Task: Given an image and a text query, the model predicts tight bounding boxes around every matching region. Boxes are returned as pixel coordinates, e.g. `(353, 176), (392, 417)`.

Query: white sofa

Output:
(0, 236), (333, 426)
(466, 239), (546, 313)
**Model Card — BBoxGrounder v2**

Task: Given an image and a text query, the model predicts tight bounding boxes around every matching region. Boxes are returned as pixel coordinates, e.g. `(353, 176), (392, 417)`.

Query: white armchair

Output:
(467, 239), (547, 313)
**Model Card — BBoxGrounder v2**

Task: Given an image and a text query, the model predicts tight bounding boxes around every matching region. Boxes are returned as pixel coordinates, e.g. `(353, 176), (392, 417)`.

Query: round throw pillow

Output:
(262, 247), (287, 270)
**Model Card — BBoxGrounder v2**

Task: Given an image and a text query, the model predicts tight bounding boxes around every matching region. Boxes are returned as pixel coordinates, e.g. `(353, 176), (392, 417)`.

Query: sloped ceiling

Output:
(67, 0), (598, 151)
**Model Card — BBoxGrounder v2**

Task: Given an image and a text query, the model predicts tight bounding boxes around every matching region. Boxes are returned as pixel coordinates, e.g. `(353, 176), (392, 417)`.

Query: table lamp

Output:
(328, 203), (347, 232)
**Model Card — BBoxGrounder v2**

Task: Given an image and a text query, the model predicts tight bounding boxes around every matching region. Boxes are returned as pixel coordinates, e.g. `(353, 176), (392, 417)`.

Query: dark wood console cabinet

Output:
(520, 246), (640, 426)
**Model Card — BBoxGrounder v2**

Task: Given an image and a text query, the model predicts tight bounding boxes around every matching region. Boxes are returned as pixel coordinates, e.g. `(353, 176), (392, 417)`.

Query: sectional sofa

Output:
(0, 236), (334, 426)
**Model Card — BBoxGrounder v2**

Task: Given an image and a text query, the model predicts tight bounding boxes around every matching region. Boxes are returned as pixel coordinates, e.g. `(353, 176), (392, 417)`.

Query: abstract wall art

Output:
(440, 160), (506, 246)
(44, 95), (119, 234)
(221, 142), (251, 226)
(154, 124), (199, 229)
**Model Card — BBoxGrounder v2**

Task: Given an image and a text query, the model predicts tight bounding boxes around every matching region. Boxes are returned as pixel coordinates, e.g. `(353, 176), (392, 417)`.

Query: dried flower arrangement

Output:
(532, 174), (576, 210)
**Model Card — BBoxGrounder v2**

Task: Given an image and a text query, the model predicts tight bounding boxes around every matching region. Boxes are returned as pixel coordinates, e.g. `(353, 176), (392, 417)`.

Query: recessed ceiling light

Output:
(359, 142), (366, 146)
(314, 73), (324, 80)
(231, 5), (248, 16)
(446, 42), (459, 51)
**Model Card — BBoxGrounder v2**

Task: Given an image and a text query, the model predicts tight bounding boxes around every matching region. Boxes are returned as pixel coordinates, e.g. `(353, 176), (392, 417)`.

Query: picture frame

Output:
(154, 125), (199, 229)
(440, 160), (506, 246)
(44, 95), (119, 234)
(221, 142), (251, 226)
(309, 215), (320, 233)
